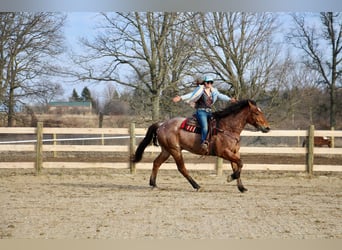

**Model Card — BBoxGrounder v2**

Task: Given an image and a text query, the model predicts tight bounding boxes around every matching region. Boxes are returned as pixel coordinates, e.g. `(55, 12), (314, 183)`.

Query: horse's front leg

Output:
(221, 150), (247, 193)
(228, 162), (247, 193)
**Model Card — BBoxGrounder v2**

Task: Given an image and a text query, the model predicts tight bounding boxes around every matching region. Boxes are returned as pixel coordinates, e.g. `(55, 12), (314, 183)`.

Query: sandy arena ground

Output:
(1, 168), (342, 239)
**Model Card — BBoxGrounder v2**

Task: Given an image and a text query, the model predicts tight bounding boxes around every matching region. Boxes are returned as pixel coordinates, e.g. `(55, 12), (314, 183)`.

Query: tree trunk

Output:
(151, 94), (160, 122)
(330, 83), (336, 128)
(7, 87), (15, 127)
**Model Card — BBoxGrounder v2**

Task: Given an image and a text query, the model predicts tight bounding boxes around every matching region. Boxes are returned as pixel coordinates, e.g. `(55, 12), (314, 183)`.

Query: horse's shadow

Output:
(53, 182), (231, 193)
(50, 182), (149, 191)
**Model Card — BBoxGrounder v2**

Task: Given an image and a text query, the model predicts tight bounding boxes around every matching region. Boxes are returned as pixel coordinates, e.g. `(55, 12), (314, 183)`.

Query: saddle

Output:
(180, 115), (200, 133)
(180, 115), (217, 138)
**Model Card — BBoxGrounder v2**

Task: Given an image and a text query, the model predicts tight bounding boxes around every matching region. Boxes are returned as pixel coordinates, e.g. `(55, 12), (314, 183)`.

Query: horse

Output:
(302, 136), (332, 148)
(132, 99), (270, 193)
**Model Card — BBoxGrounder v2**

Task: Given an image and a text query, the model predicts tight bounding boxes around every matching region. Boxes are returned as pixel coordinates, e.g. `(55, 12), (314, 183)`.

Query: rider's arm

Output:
(180, 85), (204, 103)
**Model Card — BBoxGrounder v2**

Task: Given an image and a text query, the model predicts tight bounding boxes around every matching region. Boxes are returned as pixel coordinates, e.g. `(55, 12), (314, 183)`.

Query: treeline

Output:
(1, 12), (341, 129)
(69, 83), (341, 130)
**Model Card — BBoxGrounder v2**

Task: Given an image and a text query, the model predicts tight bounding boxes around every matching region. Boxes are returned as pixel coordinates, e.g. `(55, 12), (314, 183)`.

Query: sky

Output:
(1, 0), (340, 103)
(64, 12), (98, 49)
(61, 12), (111, 102)
(60, 12), (293, 102)
(58, 11), (336, 103)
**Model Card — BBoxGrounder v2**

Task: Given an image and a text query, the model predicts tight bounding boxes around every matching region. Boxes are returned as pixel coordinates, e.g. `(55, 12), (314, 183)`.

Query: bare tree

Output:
(190, 12), (281, 100)
(0, 12), (65, 126)
(27, 80), (64, 107)
(75, 12), (197, 121)
(288, 12), (342, 128)
(269, 55), (326, 128)
(102, 84), (121, 115)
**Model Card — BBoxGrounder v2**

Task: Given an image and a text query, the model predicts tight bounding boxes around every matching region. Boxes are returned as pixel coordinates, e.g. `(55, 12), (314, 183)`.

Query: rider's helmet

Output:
(203, 76), (214, 83)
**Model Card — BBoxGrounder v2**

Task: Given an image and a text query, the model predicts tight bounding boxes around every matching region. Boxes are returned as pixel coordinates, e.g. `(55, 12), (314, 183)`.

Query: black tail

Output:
(132, 122), (160, 163)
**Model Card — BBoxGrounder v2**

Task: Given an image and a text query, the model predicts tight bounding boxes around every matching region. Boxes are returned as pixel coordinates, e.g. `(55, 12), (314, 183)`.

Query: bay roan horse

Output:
(132, 99), (270, 192)
(302, 136), (332, 148)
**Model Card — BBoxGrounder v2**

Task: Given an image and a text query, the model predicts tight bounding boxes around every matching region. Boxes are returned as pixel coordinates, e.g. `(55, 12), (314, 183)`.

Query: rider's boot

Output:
(200, 140), (209, 155)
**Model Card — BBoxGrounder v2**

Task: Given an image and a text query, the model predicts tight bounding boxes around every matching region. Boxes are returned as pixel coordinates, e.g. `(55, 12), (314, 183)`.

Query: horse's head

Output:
(246, 100), (270, 133)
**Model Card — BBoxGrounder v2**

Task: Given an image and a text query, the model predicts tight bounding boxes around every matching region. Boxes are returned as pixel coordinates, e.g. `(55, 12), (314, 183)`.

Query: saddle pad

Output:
(180, 117), (201, 134)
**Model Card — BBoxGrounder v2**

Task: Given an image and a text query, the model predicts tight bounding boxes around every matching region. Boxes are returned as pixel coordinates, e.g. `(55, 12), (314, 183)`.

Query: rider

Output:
(173, 76), (235, 153)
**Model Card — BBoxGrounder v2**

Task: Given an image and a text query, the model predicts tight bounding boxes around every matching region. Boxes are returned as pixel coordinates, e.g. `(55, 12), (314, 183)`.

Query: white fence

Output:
(0, 123), (341, 174)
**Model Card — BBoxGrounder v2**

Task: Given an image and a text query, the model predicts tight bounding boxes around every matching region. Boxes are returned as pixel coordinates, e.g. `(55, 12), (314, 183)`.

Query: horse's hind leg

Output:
(171, 150), (201, 190)
(149, 149), (170, 188)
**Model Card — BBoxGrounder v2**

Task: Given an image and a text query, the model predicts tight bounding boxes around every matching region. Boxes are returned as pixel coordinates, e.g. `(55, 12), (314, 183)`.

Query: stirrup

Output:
(202, 140), (209, 146)
(200, 140), (209, 155)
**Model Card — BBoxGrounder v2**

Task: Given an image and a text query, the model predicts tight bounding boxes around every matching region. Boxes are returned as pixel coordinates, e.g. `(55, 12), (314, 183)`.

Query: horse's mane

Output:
(212, 99), (256, 119)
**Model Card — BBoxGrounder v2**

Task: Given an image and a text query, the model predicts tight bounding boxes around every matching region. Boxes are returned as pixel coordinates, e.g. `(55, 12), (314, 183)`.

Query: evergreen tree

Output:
(81, 87), (92, 102)
(70, 89), (81, 101)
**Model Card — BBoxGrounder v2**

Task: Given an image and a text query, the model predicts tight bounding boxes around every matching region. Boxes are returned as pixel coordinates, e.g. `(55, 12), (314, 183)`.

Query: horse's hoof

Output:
(238, 186), (248, 193)
(196, 187), (204, 192)
(227, 175), (234, 183)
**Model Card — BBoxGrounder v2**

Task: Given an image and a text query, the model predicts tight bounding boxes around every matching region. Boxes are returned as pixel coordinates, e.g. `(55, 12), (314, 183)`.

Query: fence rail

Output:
(0, 122), (341, 175)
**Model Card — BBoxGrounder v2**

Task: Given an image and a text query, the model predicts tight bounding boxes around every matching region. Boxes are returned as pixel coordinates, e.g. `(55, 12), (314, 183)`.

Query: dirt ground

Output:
(1, 167), (341, 239)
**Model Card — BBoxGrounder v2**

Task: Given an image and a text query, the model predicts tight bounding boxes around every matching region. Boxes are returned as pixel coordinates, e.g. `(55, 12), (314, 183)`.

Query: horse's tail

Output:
(132, 122), (160, 163)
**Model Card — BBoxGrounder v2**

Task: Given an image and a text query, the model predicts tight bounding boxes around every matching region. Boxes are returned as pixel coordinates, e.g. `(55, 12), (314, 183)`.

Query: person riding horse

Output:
(173, 76), (236, 153)
(132, 99), (270, 192)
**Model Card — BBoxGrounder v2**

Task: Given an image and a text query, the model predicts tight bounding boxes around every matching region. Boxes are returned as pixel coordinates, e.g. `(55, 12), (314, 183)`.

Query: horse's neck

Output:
(218, 110), (248, 135)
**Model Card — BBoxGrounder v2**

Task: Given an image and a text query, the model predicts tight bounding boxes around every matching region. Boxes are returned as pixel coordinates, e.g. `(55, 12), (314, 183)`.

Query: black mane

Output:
(212, 99), (256, 119)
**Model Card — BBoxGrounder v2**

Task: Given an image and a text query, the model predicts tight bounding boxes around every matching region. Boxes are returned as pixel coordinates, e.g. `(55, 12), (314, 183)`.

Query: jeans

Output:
(196, 109), (212, 143)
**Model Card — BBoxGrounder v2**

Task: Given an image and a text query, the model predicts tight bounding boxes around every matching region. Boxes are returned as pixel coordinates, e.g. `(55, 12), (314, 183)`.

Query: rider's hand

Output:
(230, 97), (238, 103)
(172, 96), (181, 102)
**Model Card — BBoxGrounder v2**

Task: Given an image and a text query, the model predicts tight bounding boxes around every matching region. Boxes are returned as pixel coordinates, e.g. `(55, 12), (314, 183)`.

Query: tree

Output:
(0, 12), (65, 126)
(81, 86), (92, 102)
(30, 80), (64, 111)
(269, 60), (325, 129)
(288, 12), (342, 128)
(102, 84), (129, 115)
(190, 12), (281, 100)
(75, 12), (197, 121)
(70, 88), (81, 101)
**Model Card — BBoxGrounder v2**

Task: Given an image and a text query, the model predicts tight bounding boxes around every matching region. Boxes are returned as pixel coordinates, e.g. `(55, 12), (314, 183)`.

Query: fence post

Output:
(35, 122), (43, 174)
(98, 112), (103, 128)
(129, 123), (136, 174)
(215, 157), (223, 176)
(331, 127), (335, 148)
(101, 133), (105, 146)
(297, 128), (300, 147)
(53, 133), (57, 158)
(306, 125), (314, 175)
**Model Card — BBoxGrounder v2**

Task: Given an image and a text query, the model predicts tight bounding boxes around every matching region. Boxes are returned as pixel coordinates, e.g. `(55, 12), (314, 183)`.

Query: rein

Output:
(208, 117), (240, 144)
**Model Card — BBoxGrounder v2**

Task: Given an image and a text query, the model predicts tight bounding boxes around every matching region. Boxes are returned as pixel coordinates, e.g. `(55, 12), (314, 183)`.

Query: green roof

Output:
(49, 101), (92, 107)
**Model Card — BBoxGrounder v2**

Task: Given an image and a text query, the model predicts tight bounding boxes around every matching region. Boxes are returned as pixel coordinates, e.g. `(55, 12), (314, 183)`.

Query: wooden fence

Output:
(0, 122), (341, 175)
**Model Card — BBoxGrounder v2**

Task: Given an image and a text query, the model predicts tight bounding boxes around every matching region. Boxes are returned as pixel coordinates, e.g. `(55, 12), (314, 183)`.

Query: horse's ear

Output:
(248, 100), (259, 111)
(247, 100), (254, 108)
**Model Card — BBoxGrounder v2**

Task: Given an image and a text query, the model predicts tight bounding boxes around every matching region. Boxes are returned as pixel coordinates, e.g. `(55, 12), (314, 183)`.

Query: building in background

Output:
(48, 101), (92, 115)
